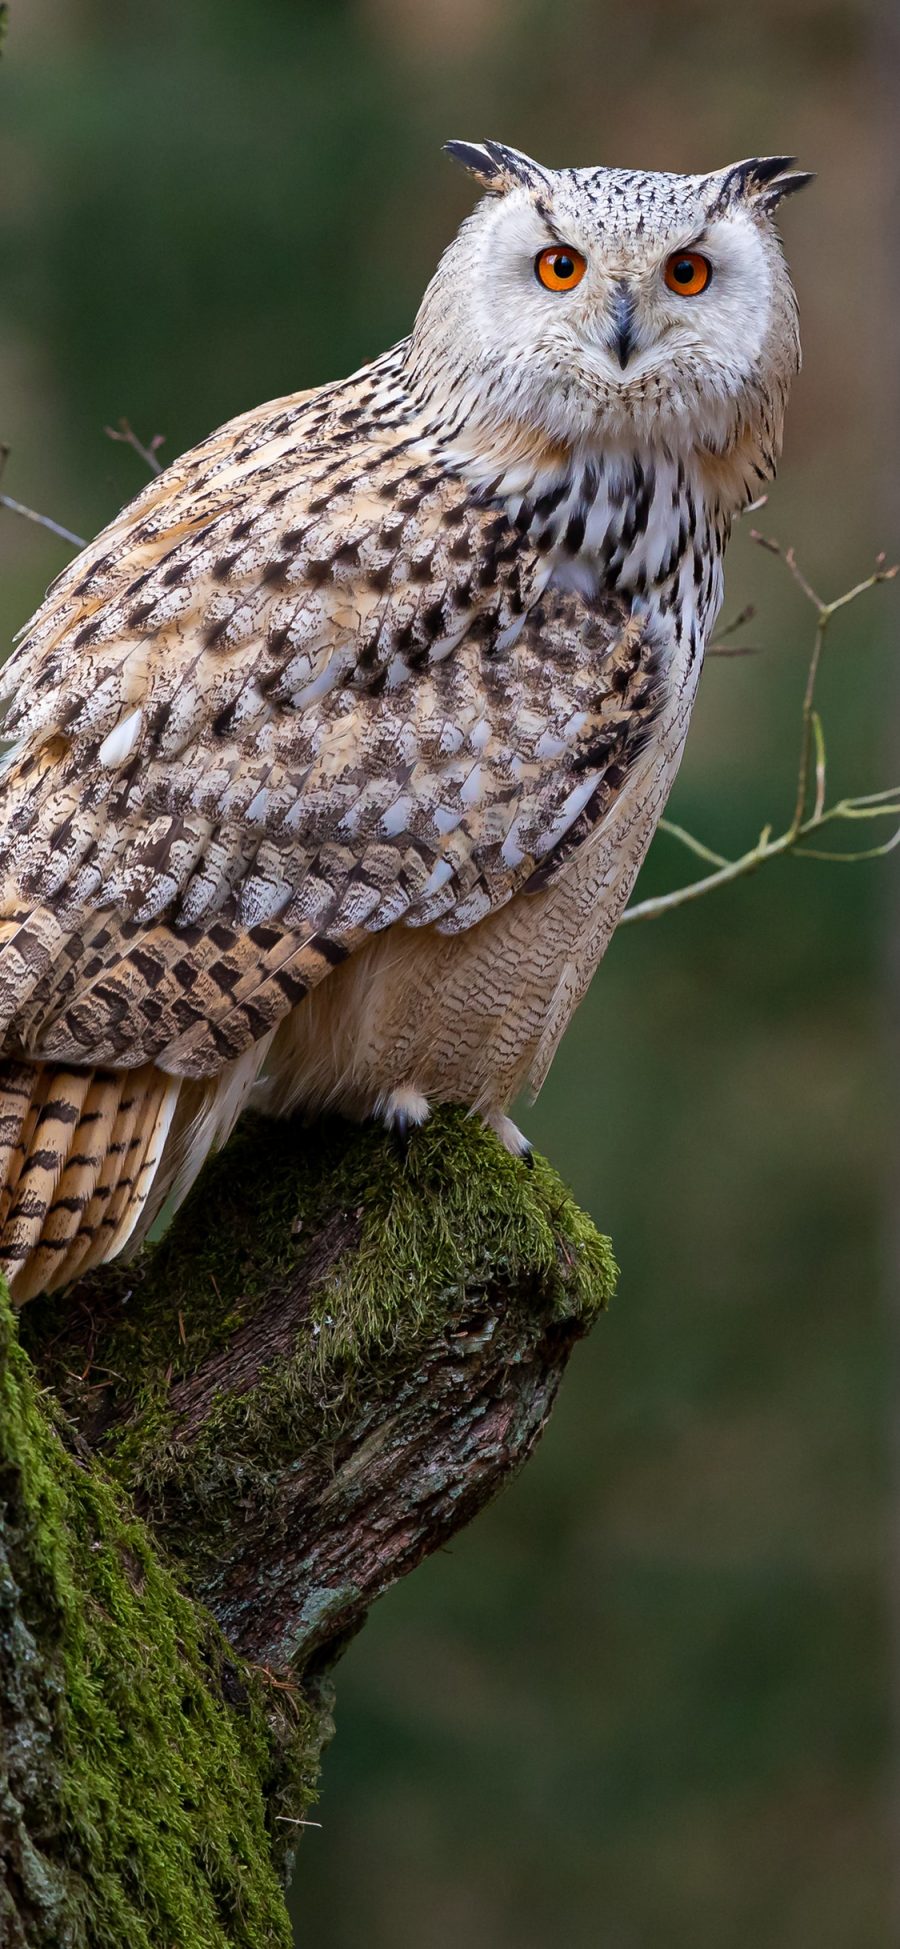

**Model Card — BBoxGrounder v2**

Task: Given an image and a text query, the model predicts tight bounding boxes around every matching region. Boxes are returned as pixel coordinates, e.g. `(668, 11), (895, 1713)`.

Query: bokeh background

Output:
(2, 2), (899, 1944)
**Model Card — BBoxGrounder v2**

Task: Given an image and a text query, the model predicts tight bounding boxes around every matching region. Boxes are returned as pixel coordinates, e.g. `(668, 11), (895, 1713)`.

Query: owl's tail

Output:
(0, 1059), (181, 1305)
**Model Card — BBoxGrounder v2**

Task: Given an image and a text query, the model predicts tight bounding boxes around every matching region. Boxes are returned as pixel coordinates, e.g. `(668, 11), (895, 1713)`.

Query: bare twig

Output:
(0, 415), (162, 560)
(0, 445), (85, 549)
(707, 639), (764, 658)
(708, 602), (763, 657)
(623, 545), (899, 926)
(712, 602), (757, 641)
(0, 493), (86, 551)
(104, 417), (166, 475)
(654, 819), (731, 870)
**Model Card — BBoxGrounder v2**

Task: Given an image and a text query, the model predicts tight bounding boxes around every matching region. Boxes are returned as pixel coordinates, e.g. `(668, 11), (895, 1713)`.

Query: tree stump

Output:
(0, 1107), (615, 1947)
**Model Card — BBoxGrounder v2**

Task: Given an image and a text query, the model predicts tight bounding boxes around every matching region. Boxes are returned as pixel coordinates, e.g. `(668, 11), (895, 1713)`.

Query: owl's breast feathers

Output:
(0, 354), (669, 1083)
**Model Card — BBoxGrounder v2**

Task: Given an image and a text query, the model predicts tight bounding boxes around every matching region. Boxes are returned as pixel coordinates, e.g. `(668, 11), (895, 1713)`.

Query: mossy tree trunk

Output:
(0, 1108), (615, 1948)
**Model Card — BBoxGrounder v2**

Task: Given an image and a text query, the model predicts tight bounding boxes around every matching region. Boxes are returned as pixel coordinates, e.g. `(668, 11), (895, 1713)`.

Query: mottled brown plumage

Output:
(0, 140), (807, 1299)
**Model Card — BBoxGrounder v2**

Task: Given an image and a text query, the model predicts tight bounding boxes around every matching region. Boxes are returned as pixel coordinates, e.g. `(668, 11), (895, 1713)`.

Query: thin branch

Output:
(0, 444), (86, 549)
(707, 639), (765, 658)
(104, 417), (166, 476)
(624, 795), (900, 925)
(711, 602), (757, 642)
(623, 544), (899, 927)
(0, 414), (165, 558)
(624, 824), (779, 925)
(0, 493), (86, 551)
(783, 542), (827, 613)
(655, 819), (731, 870)
(791, 610), (826, 832)
(794, 826), (900, 864)
(836, 786), (900, 810)
(707, 600), (764, 657)
(812, 711), (827, 823)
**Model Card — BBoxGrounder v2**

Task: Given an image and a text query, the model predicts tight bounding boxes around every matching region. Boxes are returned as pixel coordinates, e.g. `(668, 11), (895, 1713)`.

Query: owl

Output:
(0, 139), (808, 1302)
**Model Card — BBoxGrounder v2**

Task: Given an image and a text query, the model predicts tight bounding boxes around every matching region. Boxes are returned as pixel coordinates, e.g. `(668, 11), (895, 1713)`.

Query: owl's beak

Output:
(609, 282), (637, 370)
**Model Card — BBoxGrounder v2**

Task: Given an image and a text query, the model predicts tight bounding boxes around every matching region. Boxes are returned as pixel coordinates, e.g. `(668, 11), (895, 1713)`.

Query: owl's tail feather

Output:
(0, 1059), (181, 1305)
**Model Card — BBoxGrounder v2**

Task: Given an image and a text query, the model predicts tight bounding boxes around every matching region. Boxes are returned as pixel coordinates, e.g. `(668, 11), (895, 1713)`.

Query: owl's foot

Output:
(378, 1086), (431, 1149)
(479, 1108), (533, 1163)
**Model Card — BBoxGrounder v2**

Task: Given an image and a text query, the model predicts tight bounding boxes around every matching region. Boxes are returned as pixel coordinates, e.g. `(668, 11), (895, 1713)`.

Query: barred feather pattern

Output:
(0, 353), (679, 1074)
(0, 340), (723, 1297)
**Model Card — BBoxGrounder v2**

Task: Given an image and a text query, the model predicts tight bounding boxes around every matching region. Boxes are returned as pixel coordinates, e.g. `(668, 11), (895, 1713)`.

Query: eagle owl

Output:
(0, 140), (808, 1302)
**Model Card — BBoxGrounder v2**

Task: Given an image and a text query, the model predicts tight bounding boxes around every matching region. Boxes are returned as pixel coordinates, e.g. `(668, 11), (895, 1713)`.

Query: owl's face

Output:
(412, 143), (809, 481)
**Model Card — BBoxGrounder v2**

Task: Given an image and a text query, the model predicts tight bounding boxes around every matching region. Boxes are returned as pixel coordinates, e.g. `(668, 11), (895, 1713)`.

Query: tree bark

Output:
(0, 1106), (614, 1948)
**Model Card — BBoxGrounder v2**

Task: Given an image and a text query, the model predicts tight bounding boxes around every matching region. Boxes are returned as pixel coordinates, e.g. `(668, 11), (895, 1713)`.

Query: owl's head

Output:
(409, 141), (810, 495)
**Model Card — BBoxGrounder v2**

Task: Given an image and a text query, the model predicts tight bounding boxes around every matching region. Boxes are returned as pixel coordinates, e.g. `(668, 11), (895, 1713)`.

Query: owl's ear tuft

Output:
(443, 139), (549, 195)
(711, 156), (815, 216)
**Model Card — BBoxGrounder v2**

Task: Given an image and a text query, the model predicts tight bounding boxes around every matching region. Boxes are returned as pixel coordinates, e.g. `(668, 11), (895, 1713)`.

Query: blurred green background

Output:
(1, 2), (898, 1943)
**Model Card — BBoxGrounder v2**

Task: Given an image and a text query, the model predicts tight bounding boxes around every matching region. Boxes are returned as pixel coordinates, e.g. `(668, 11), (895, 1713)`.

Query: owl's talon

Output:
(480, 1109), (532, 1159)
(378, 1087), (431, 1153)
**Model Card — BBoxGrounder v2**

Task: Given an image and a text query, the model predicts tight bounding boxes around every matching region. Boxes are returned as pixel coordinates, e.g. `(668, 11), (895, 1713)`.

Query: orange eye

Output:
(535, 245), (587, 292)
(664, 250), (712, 296)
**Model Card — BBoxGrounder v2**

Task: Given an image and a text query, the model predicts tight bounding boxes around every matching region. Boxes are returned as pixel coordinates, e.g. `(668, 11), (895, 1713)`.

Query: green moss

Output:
(29, 1110), (614, 1517)
(0, 1281), (323, 1949)
(5, 1111), (615, 1940)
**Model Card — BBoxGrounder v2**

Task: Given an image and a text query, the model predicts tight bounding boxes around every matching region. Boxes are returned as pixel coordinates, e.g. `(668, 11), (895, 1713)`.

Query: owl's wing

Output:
(0, 369), (666, 1078)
